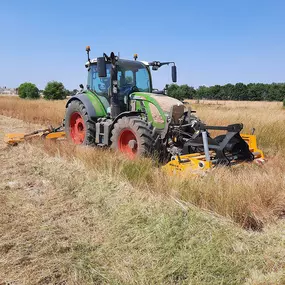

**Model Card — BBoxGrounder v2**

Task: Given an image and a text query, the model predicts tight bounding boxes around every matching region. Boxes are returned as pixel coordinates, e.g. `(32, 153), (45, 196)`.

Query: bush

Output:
(18, 82), (39, 99)
(283, 97), (285, 107)
(43, 81), (68, 100)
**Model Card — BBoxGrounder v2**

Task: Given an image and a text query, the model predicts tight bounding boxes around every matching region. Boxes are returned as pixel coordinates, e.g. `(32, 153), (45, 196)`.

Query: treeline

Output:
(167, 83), (285, 102)
(17, 81), (78, 100)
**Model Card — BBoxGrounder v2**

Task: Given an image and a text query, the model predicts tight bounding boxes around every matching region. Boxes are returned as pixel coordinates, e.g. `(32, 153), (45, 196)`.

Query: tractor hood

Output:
(130, 92), (186, 129)
(131, 92), (184, 114)
(148, 93), (184, 114)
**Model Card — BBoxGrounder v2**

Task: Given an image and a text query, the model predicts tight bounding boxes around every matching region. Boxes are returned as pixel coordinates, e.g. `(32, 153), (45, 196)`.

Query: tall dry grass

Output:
(39, 139), (285, 230)
(1, 96), (285, 229)
(0, 97), (283, 154)
(2, 143), (285, 284)
(0, 96), (65, 125)
(187, 100), (285, 154)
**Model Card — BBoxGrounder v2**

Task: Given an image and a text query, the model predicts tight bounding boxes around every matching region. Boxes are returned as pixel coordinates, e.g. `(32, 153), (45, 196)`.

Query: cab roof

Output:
(85, 58), (149, 68)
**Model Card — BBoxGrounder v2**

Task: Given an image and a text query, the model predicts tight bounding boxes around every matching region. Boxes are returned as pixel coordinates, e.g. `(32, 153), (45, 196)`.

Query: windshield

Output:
(87, 60), (151, 95)
(117, 60), (151, 93)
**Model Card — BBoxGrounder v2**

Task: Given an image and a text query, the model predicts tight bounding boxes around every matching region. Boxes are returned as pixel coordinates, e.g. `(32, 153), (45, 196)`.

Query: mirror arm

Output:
(149, 61), (176, 68)
(160, 61), (175, 67)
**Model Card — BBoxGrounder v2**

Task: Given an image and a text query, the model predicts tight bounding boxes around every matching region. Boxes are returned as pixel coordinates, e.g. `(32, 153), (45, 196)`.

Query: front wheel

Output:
(64, 100), (95, 145)
(111, 117), (155, 159)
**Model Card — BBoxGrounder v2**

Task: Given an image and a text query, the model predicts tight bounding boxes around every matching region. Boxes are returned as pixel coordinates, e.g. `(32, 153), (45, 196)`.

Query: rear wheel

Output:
(64, 100), (95, 145)
(111, 117), (155, 159)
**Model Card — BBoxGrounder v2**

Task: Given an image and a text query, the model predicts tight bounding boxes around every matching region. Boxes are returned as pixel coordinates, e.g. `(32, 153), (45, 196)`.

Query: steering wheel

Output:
(98, 78), (111, 92)
(120, 84), (139, 96)
(130, 85), (139, 93)
(98, 84), (105, 92)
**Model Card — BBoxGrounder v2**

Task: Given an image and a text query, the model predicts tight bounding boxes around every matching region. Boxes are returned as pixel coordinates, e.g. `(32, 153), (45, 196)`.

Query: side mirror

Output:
(172, 65), (177, 82)
(79, 84), (84, 89)
(97, 57), (107, 77)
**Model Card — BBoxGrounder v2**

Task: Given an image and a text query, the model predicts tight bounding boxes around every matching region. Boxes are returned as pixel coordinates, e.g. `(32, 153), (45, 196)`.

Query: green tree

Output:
(196, 86), (210, 100)
(269, 83), (285, 101)
(167, 84), (180, 99)
(209, 85), (222, 100)
(18, 82), (39, 99)
(280, 84), (285, 102)
(223, 84), (235, 100)
(71, 89), (79, 96)
(43, 81), (67, 100)
(167, 84), (196, 101)
(178, 84), (196, 100)
(247, 83), (264, 101)
(167, 82), (285, 102)
(233, 83), (248, 100)
(65, 90), (73, 97)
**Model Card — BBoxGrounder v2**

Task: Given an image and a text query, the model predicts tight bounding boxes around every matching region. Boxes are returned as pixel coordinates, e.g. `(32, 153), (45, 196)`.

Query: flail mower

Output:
(5, 47), (264, 174)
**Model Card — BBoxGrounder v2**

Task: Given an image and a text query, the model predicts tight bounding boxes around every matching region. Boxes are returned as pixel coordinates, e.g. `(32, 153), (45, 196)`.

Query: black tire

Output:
(111, 116), (155, 157)
(64, 100), (95, 145)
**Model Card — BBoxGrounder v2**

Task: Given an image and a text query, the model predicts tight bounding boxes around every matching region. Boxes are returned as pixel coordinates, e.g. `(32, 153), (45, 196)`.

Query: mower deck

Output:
(4, 128), (65, 146)
(163, 134), (264, 175)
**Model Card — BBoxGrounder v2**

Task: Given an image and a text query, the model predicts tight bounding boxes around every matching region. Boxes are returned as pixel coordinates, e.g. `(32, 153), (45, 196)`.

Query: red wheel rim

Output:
(69, 112), (85, 144)
(118, 129), (138, 158)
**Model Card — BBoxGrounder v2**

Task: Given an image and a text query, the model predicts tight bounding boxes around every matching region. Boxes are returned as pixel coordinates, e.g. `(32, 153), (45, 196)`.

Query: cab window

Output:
(136, 68), (150, 92)
(87, 64), (111, 111)
(88, 64), (111, 96)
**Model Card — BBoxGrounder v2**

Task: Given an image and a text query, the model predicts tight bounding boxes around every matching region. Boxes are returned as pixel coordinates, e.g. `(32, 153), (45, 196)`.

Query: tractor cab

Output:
(84, 47), (177, 120)
(86, 59), (152, 113)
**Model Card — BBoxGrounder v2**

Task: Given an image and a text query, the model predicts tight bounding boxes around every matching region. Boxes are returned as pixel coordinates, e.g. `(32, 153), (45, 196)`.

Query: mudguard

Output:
(66, 93), (97, 121)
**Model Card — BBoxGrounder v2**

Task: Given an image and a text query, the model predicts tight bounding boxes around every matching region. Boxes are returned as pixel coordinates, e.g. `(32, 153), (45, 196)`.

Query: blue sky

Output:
(0, 0), (285, 90)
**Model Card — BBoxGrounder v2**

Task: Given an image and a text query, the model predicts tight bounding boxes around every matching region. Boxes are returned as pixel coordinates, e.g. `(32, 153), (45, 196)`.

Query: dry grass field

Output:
(0, 96), (66, 126)
(0, 96), (285, 284)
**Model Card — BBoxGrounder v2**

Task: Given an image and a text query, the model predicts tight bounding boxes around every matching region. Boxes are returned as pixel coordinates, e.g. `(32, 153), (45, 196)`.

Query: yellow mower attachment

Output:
(162, 134), (264, 176)
(240, 134), (264, 159)
(162, 153), (213, 176)
(4, 127), (65, 146)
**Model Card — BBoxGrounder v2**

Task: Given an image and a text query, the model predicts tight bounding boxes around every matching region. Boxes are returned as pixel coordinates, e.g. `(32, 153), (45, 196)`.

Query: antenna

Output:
(86, 46), (91, 64)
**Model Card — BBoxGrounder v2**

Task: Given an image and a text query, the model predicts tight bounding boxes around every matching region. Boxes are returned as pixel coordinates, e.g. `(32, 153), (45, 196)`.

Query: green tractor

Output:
(64, 46), (264, 172)
(64, 47), (181, 158)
